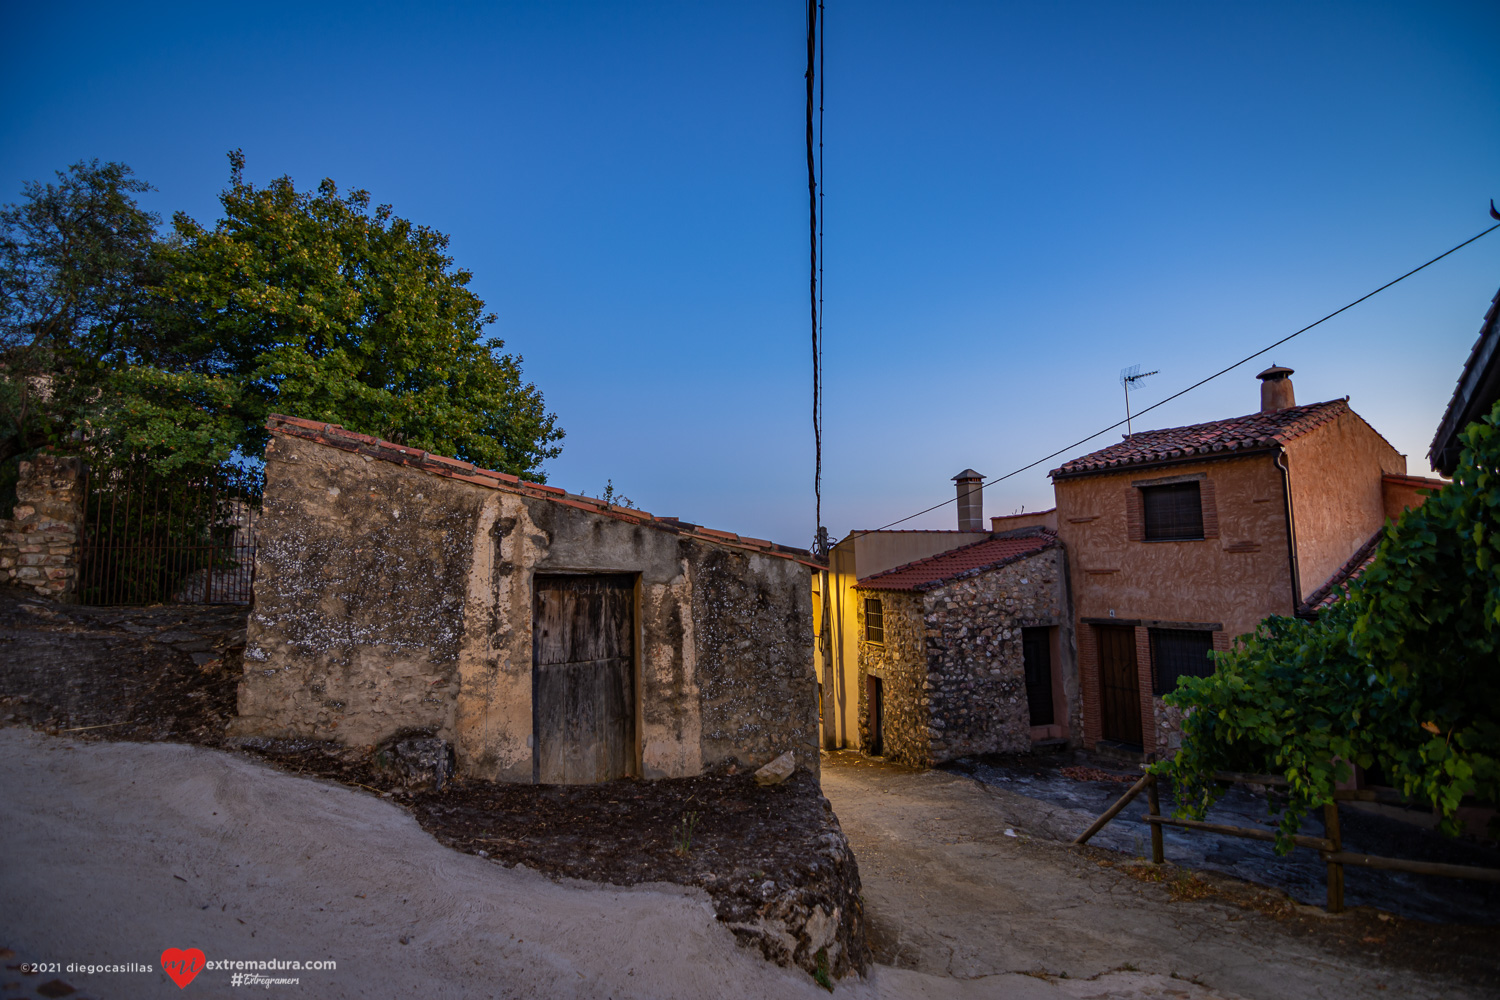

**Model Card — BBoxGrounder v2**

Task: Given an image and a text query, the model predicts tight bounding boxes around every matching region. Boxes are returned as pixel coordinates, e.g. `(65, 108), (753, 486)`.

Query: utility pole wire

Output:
(854, 220), (1500, 537)
(806, 0), (825, 553)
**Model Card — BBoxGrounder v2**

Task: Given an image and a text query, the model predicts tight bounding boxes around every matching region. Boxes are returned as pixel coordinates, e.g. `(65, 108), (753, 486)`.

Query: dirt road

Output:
(821, 752), (1499, 1000)
(0, 728), (1237, 1000)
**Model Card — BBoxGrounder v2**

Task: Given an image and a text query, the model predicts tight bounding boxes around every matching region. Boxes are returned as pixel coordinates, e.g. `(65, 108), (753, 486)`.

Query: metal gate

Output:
(77, 467), (261, 606)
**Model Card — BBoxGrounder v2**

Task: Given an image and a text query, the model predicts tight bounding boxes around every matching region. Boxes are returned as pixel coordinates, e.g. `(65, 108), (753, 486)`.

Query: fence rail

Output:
(1075, 771), (1500, 913)
(77, 466), (260, 606)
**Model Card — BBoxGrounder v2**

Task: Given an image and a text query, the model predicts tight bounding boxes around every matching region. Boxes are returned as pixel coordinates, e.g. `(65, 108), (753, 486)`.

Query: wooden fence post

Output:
(1147, 774), (1164, 864)
(1324, 801), (1344, 913)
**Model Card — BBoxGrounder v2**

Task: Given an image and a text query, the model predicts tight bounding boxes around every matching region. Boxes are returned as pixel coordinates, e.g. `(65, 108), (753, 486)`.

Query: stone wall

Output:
(233, 426), (818, 783)
(921, 547), (1066, 761)
(0, 453), (84, 601)
(856, 545), (1067, 767)
(854, 589), (929, 767)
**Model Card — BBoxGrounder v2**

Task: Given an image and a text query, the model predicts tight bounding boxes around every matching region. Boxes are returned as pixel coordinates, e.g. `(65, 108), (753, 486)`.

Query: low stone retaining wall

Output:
(1, 453), (85, 601)
(0, 590), (246, 738)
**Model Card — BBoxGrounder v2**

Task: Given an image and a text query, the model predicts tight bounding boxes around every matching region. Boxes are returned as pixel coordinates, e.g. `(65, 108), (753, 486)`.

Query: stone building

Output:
(850, 527), (1071, 768)
(231, 415), (821, 784)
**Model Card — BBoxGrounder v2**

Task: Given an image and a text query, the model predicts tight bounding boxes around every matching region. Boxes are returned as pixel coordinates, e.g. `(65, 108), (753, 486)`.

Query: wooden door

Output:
(1022, 627), (1054, 727)
(867, 675), (884, 756)
(1097, 625), (1142, 747)
(532, 574), (635, 784)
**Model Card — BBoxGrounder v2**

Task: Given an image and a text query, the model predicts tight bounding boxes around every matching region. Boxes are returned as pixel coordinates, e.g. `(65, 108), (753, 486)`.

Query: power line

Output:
(857, 220), (1500, 536)
(807, 0), (826, 553)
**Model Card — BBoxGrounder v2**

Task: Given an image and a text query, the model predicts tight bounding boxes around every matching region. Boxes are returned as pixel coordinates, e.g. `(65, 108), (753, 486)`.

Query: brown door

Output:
(1097, 625), (1142, 747)
(532, 574), (636, 783)
(867, 675), (884, 756)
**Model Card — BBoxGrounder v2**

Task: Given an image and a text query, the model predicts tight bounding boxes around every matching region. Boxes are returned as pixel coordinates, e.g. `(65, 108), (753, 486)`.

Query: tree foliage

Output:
(152, 151), (562, 476)
(1156, 401), (1500, 849)
(0, 160), (161, 474)
(1, 153), (563, 493)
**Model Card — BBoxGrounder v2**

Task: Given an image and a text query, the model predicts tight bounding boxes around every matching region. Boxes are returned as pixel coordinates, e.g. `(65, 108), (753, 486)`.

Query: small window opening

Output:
(864, 596), (884, 644)
(1151, 627), (1215, 695)
(1142, 481), (1204, 541)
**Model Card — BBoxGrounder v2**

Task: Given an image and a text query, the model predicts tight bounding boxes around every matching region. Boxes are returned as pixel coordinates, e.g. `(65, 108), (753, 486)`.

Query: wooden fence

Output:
(1074, 771), (1500, 913)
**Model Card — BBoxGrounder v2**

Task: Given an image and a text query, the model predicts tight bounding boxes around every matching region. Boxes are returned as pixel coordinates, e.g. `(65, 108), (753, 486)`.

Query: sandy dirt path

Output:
(821, 752), (1497, 1000)
(2, 728), (1242, 1000)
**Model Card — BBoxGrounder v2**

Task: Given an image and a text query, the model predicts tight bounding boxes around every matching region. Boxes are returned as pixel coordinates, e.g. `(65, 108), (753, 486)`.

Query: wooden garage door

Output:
(532, 574), (635, 784)
(1096, 625), (1142, 747)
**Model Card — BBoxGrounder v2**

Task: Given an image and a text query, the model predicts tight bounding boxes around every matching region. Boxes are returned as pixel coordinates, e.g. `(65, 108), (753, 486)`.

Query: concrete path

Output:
(2, 729), (1236, 1000)
(821, 752), (1494, 1000)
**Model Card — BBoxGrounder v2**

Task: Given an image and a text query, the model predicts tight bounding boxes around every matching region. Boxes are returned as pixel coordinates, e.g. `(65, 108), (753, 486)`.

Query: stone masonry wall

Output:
(921, 546), (1066, 762)
(1, 453), (84, 601)
(234, 430), (818, 783)
(854, 589), (930, 767)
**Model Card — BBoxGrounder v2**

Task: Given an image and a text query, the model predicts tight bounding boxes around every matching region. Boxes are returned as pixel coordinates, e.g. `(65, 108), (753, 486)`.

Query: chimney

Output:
(1257, 365), (1295, 413)
(953, 469), (984, 532)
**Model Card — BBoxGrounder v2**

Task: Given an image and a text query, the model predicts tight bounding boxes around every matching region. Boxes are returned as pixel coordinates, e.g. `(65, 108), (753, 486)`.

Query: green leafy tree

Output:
(151, 151), (563, 477)
(1156, 401), (1500, 849)
(0, 160), (162, 493)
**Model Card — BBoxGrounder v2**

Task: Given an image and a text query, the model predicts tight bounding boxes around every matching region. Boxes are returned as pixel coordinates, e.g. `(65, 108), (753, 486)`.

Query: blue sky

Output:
(3, 1), (1497, 547)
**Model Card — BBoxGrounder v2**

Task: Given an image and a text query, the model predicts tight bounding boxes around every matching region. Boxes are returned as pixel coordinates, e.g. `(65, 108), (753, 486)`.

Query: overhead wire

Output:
(807, 0), (825, 552)
(854, 219), (1500, 537)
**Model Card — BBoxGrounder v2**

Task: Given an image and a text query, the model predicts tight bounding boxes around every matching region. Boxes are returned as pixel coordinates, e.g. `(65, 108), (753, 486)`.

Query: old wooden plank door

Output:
(1022, 627), (1055, 727)
(532, 574), (636, 784)
(1096, 625), (1142, 747)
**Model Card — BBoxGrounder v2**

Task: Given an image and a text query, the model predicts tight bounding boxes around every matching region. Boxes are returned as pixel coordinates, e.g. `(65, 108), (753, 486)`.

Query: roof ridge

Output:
(858, 532), (1018, 583)
(856, 530), (1058, 590)
(1051, 398), (1350, 478)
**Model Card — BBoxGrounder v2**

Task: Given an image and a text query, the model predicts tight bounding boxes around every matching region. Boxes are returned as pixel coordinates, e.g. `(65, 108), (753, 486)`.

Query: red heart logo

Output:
(161, 948), (206, 989)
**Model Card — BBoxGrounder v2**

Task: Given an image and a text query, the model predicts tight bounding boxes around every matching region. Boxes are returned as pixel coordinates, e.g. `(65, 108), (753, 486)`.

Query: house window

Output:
(1142, 481), (1204, 540)
(864, 597), (884, 644)
(1151, 628), (1215, 695)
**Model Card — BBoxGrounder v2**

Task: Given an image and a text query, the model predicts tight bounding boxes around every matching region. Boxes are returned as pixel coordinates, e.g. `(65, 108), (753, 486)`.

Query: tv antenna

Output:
(1120, 365), (1158, 438)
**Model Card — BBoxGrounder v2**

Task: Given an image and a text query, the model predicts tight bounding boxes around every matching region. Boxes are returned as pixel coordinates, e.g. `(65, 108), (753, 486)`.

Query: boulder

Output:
(374, 733), (454, 790)
(754, 751), (797, 786)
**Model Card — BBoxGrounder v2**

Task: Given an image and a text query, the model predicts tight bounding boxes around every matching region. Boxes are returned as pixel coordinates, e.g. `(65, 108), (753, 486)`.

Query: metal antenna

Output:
(1120, 365), (1159, 438)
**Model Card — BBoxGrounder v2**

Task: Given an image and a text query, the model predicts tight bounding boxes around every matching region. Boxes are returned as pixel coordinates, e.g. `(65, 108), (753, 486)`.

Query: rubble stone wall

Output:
(920, 547), (1066, 762)
(854, 589), (930, 767)
(234, 432), (818, 783)
(1, 453), (85, 601)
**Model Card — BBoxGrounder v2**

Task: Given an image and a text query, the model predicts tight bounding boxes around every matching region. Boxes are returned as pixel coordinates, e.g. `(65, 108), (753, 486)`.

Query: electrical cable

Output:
(855, 220), (1500, 537)
(807, 0), (825, 552)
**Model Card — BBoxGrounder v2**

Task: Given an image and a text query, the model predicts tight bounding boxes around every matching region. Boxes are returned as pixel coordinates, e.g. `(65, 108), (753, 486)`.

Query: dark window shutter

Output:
(1150, 628), (1215, 695)
(864, 597), (884, 644)
(1142, 482), (1204, 540)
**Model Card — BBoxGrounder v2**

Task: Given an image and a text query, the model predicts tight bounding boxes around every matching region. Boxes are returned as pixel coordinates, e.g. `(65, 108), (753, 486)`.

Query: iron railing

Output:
(77, 466), (261, 606)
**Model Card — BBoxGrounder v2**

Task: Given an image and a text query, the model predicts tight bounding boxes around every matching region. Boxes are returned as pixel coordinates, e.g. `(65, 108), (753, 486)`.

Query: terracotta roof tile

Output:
(856, 529), (1058, 591)
(1051, 399), (1349, 478)
(264, 414), (820, 567)
(1299, 529), (1383, 615)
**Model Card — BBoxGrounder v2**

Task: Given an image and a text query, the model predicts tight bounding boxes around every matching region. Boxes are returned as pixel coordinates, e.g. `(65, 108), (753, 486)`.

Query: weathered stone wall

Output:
(0, 589), (245, 737)
(854, 589), (930, 767)
(1, 453), (84, 601)
(921, 546), (1066, 762)
(233, 431), (817, 783)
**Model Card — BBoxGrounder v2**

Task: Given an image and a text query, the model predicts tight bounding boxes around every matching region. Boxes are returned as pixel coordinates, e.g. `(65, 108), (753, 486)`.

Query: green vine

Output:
(1154, 400), (1500, 852)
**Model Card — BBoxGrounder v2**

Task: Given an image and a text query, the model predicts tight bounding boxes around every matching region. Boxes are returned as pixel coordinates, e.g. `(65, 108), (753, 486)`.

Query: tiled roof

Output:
(265, 415), (821, 568)
(855, 529), (1057, 591)
(1050, 399), (1349, 478)
(1299, 529), (1383, 615)
(1429, 285), (1500, 476)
